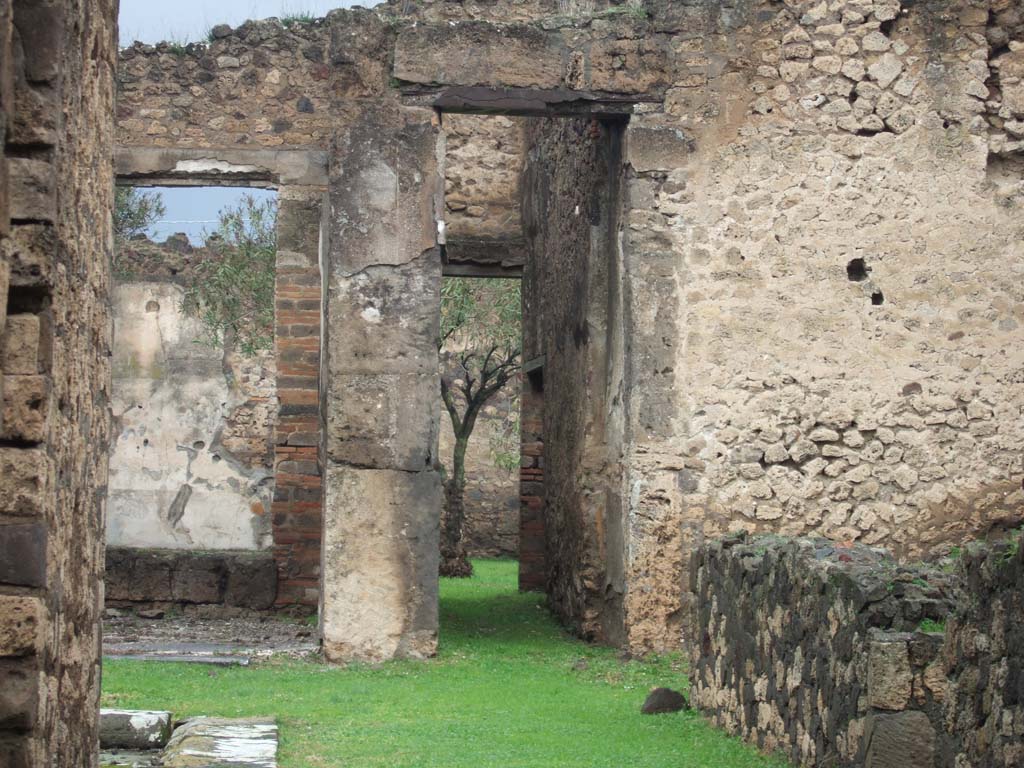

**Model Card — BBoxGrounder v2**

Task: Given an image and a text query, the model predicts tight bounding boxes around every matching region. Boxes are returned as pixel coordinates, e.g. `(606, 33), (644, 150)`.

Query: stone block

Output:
(1, 314), (40, 374)
(325, 373), (439, 471)
(626, 123), (696, 173)
(276, 195), (322, 269)
(8, 224), (55, 288)
(0, 523), (46, 588)
(321, 467), (440, 663)
(868, 633), (913, 711)
(0, 661), (37, 730)
(327, 259), (440, 375)
(0, 597), (41, 657)
(329, 105), (440, 276)
(0, 375), (50, 443)
(11, 82), (58, 147)
(0, 257), (9, 335)
(394, 22), (563, 90)
(99, 709), (173, 750)
(223, 553), (278, 609)
(864, 711), (936, 768)
(9, 158), (55, 222)
(162, 717), (277, 768)
(12, 0), (64, 83)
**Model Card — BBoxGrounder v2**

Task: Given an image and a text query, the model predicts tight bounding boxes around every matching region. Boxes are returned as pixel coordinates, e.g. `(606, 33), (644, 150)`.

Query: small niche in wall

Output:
(847, 258), (870, 282)
(871, 291), (885, 306)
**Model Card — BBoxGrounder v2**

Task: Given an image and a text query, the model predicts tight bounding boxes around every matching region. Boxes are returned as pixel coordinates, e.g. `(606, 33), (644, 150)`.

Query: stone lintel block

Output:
(114, 147), (329, 187)
(325, 372), (439, 472)
(329, 104), (441, 276)
(1, 314), (40, 374)
(321, 467), (440, 663)
(0, 447), (49, 516)
(99, 709), (173, 750)
(327, 256), (441, 376)
(864, 711), (936, 768)
(0, 597), (41, 657)
(9, 157), (55, 222)
(394, 22), (563, 91)
(0, 661), (38, 731)
(868, 632), (913, 711)
(0, 523), (46, 588)
(0, 375), (50, 443)
(626, 122), (696, 174)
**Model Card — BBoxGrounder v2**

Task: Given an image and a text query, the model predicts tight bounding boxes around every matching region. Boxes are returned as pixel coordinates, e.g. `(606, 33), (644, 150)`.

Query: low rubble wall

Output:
(691, 534), (970, 767)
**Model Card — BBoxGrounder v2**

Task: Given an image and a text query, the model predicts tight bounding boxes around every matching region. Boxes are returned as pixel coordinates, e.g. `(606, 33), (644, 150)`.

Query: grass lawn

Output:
(103, 559), (787, 767)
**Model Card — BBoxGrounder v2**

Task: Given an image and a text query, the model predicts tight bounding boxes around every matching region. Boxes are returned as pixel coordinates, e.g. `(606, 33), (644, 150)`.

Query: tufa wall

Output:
(521, 116), (628, 643)
(692, 532), (1024, 768)
(0, 0), (117, 765)
(115, 0), (1024, 659)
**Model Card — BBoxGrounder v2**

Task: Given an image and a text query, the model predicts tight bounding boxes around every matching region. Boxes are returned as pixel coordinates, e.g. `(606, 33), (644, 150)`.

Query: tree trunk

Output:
(439, 435), (473, 578)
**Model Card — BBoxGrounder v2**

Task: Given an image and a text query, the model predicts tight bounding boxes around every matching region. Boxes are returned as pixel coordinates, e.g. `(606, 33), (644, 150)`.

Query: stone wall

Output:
(691, 532), (1024, 767)
(108, 237), (275, 553)
(0, 0), (116, 765)
(114, 0), (1024, 660)
(691, 534), (957, 766)
(521, 116), (628, 644)
(945, 533), (1024, 768)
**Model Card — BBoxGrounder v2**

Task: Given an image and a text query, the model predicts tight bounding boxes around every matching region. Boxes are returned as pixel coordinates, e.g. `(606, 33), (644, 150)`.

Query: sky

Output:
(118, 2), (360, 242)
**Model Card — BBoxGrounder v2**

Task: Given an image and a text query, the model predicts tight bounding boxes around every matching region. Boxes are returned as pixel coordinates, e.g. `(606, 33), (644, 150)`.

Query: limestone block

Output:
(321, 467), (440, 663)
(868, 634), (913, 710)
(0, 597), (41, 657)
(394, 22), (562, 90)
(1, 314), (40, 374)
(9, 158), (55, 222)
(98, 710), (172, 750)
(0, 375), (50, 443)
(8, 224), (56, 288)
(327, 260), (440, 375)
(161, 717), (277, 768)
(626, 123), (696, 173)
(864, 711), (936, 768)
(325, 372), (439, 471)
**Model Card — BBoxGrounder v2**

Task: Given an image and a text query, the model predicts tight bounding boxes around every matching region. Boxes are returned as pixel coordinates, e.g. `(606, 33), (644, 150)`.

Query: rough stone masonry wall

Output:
(0, 0), (116, 765)
(521, 117), (628, 644)
(618, 0), (1024, 654)
(945, 533), (1024, 768)
(692, 532), (1024, 768)
(690, 534), (959, 767)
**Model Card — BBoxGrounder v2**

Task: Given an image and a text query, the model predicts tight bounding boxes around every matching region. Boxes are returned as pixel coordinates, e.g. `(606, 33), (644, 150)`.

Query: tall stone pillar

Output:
(321, 105), (444, 663)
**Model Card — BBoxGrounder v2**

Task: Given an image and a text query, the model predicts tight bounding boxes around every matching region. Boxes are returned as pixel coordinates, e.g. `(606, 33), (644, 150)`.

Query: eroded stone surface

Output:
(161, 717), (277, 768)
(99, 710), (172, 751)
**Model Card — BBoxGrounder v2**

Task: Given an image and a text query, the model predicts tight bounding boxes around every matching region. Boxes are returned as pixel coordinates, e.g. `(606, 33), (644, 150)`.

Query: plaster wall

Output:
(108, 276), (274, 552)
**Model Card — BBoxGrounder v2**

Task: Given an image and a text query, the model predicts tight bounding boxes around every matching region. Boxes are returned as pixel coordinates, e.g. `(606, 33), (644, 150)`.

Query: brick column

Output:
(272, 191), (325, 608)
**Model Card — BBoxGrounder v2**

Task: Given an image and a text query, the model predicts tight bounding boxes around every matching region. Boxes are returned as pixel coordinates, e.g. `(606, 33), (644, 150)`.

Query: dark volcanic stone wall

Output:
(691, 534), (958, 766)
(521, 117), (627, 644)
(0, 0), (116, 765)
(945, 532), (1024, 768)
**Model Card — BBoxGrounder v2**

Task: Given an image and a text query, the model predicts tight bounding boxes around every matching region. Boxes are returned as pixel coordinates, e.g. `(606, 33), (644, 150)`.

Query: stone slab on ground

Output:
(106, 653), (253, 667)
(100, 709), (173, 749)
(162, 717), (278, 767)
(99, 748), (162, 767)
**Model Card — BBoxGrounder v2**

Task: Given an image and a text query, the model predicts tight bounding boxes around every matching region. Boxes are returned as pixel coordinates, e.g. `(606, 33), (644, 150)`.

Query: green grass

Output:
(103, 560), (788, 768)
(918, 618), (946, 634)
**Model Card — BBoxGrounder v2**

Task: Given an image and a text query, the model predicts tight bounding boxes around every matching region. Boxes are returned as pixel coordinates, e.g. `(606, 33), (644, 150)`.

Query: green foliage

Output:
(114, 187), (166, 242)
(918, 618), (946, 634)
(182, 195), (277, 356)
(440, 277), (522, 466)
(281, 12), (316, 27)
(103, 560), (787, 768)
